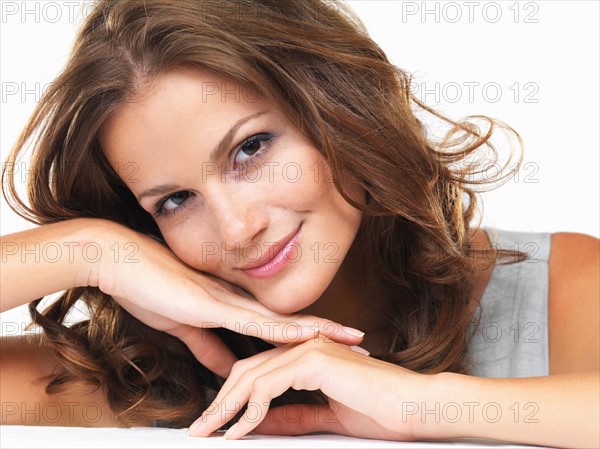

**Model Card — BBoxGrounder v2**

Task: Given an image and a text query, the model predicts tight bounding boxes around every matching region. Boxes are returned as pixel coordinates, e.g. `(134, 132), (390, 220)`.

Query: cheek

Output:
(270, 146), (333, 207)
(283, 148), (362, 226)
(153, 145), (359, 274)
(160, 222), (211, 271)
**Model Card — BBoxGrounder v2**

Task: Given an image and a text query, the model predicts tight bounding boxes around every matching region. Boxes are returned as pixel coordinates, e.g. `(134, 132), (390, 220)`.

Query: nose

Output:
(203, 182), (270, 254)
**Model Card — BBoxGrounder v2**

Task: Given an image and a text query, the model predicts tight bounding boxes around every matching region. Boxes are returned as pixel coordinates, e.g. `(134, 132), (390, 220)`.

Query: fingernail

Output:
(223, 423), (239, 440)
(350, 345), (370, 356)
(342, 326), (364, 338)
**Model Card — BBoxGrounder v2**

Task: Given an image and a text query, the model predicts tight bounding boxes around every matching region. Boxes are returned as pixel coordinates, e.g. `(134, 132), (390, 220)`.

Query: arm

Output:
(2, 218), (364, 410)
(415, 232), (600, 448)
(0, 335), (117, 427)
(1, 218), (106, 313)
(1, 219), (128, 426)
(190, 232), (599, 448)
(548, 233), (599, 374)
(418, 371), (598, 448)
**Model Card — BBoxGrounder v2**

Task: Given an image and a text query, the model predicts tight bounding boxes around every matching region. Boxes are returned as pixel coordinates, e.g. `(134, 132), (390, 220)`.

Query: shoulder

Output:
(548, 232), (599, 374)
(0, 334), (119, 427)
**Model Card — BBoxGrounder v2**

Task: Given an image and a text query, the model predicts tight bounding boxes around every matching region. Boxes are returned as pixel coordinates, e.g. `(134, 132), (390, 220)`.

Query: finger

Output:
(209, 345), (291, 406)
(350, 345), (370, 356)
(194, 302), (320, 344)
(308, 320), (365, 345)
(218, 360), (327, 439)
(195, 285), (365, 345)
(224, 297), (366, 346)
(169, 326), (238, 379)
(207, 336), (380, 436)
(202, 299), (364, 346)
(189, 344), (292, 435)
(209, 332), (338, 412)
(253, 404), (345, 436)
(191, 346), (326, 438)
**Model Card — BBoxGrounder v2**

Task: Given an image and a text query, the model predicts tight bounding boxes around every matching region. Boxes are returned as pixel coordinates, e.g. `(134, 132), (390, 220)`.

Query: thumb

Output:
(253, 404), (344, 436)
(170, 326), (238, 379)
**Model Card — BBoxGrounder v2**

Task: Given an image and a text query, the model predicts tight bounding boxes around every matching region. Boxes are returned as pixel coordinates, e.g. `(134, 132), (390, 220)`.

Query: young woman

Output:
(1, 0), (598, 446)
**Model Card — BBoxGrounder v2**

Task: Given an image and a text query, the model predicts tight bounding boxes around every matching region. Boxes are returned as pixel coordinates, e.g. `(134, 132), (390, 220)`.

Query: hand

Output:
(82, 221), (365, 379)
(187, 333), (426, 440)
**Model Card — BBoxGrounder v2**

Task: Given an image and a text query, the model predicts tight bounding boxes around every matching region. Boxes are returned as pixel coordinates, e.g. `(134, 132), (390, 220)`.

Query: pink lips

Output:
(241, 224), (302, 279)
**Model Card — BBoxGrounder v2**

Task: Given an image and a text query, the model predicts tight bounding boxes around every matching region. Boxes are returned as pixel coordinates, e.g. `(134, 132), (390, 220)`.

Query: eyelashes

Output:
(153, 132), (275, 218)
(154, 191), (191, 217)
(233, 132), (273, 168)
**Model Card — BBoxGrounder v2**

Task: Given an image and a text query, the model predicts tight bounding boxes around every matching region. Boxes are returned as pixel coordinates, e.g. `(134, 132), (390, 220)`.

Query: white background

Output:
(1, 1), (599, 327)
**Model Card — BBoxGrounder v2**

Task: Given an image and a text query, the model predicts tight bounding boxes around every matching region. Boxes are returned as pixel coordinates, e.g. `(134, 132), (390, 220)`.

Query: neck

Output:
(299, 237), (394, 353)
(300, 228), (495, 355)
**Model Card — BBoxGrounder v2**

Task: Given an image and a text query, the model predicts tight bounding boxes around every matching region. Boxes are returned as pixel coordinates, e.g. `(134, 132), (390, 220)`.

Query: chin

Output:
(259, 299), (305, 315)
(254, 291), (314, 315)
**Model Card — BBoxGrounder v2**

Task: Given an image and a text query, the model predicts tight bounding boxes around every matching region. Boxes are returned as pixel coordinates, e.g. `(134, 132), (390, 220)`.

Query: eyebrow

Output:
(136, 111), (267, 202)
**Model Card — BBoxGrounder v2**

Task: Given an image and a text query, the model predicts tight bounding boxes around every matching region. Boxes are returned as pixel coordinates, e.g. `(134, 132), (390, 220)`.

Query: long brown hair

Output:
(2, 0), (525, 427)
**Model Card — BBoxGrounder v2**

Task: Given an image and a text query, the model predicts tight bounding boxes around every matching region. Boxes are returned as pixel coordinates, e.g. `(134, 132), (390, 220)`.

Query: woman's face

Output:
(100, 66), (363, 314)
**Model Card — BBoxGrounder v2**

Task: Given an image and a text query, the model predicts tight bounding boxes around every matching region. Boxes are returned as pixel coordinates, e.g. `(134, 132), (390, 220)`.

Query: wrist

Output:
(407, 371), (469, 442)
(70, 218), (137, 293)
(0, 218), (132, 312)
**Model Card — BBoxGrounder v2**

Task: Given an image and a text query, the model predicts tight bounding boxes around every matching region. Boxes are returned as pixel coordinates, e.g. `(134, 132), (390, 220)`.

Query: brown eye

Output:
(233, 133), (274, 167)
(240, 138), (261, 156)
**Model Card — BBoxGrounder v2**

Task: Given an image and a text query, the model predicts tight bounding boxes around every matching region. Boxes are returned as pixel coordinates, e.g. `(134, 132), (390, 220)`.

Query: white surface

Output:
(0, 426), (555, 449)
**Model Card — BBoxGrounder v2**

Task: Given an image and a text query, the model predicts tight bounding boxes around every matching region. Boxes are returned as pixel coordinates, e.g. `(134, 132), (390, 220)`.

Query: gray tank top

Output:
(466, 227), (552, 378)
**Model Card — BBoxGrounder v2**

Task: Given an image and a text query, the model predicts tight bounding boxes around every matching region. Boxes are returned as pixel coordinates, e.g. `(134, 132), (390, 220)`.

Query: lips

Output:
(239, 223), (302, 272)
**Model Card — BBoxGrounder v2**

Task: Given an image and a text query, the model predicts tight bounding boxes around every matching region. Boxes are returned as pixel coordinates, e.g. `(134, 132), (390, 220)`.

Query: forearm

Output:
(412, 371), (599, 448)
(0, 218), (121, 312)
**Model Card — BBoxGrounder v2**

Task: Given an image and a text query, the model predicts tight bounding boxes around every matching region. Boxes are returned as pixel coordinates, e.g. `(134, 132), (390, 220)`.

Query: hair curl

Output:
(2, 0), (526, 428)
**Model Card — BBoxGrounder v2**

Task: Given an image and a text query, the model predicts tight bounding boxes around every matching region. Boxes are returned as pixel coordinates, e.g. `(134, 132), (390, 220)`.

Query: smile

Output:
(241, 223), (303, 279)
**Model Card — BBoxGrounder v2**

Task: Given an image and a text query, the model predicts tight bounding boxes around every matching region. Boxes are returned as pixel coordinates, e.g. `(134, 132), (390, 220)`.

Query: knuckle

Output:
(302, 344), (325, 364)
(230, 360), (248, 378)
(251, 375), (269, 392)
(237, 367), (257, 386)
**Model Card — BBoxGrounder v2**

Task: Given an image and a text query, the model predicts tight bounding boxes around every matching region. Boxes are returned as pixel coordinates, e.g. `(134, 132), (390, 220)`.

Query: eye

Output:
(233, 133), (274, 168)
(154, 191), (192, 217)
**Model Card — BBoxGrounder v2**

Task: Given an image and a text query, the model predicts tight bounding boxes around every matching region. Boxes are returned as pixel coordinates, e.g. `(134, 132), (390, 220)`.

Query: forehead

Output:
(99, 66), (278, 163)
